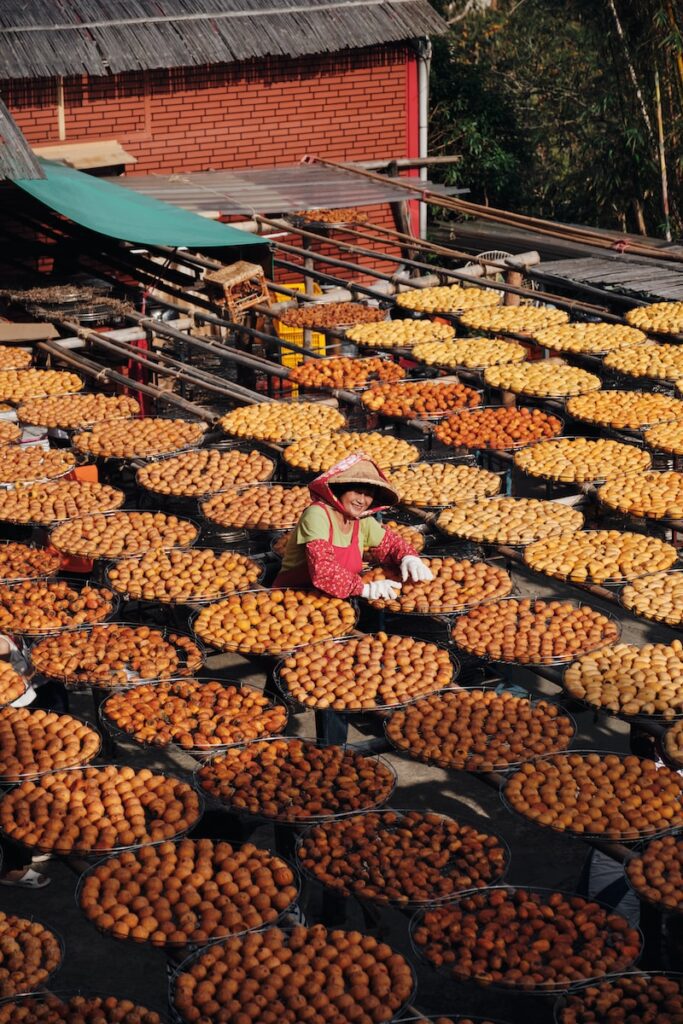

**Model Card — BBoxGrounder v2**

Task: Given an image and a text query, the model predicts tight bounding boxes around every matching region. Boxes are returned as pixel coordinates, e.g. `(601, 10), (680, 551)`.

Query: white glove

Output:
(362, 579), (402, 601)
(400, 556), (434, 583)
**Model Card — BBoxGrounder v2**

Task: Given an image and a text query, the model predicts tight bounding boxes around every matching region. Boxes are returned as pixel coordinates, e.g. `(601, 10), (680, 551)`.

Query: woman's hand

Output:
(362, 579), (402, 601)
(400, 556), (434, 583)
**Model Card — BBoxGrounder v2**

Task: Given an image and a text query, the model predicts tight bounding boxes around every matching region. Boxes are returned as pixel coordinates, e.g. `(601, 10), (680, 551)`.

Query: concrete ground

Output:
(2, 552), (675, 1024)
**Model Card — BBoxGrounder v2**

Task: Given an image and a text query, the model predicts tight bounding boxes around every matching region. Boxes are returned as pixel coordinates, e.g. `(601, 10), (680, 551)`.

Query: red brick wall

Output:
(1, 46), (415, 283)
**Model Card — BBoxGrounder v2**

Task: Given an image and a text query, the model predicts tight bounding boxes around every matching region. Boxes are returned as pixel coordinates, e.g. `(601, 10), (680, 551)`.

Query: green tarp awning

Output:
(12, 160), (267, 250)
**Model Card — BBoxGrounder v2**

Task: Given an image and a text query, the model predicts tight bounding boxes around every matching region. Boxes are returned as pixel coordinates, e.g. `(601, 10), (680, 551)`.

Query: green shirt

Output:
(280, 505), (385, 573)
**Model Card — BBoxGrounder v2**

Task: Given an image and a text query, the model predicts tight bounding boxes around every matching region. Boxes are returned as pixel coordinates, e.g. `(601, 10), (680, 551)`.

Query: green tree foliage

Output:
(430, 0), (683, 237)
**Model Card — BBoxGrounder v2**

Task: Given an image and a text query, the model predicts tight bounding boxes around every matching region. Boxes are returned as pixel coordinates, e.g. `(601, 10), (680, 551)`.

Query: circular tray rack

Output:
(103, 548), (266, 607)
(0, 450), (81, 491)
(0, 372), (85, 408)
(360, 380), (484, 423)
(0, 913), (66, 997)
(168, 923), (416, 1024)
(434, 404), (566, 453)
(48, 509), (201, 561)
(512, 433), (652, 488)
(0, 709), (102, 784)
(98, 677), (289, 759)
(199, 481), (311, 535)
(190, 588), (359, 659)
(0, 763), (205, 858)
(451, 596), (622, 669)
(280, 424), (429, 480)
(391, 466), (507, 512)
(28, 622), (206, 692)
(16, 389), (138, 431)
(192, 735), (398, 826)
(0, 990), (168, 1024)
(434, 496), (586, 549)
(595, 474), (683, 531)
(0, 576), (120, 638)
(409, 884), (644, 995)
(272, 633), (460, 715)
(219, 400), (350, 448)
(292, 354), (404, 393)
(360, 556), (515, 619)
(500, 749), (683, 844)
(0, 540), (62, 584)
(384, 687), (577, 775)
(0, 484), (127, 529)
(294, 806), (511, 910)
(622, 836), (683, 918)
(75, 837), (302, 950)
(522, 528), (680, 589)
(560, 656), (683, 725)
(552, 971), (683, 1024)
(70, 415), (209, 465)
(135, 440), (277, 501)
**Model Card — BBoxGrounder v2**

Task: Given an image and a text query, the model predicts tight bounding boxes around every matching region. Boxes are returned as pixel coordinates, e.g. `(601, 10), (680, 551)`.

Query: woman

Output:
(274, 452), (433, 598)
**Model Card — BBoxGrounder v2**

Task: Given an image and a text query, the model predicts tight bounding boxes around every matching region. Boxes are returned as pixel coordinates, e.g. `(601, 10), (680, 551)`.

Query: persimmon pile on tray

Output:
(459, 305), (570, 333)
(0, 661), (26, 706)
(436, 497), (583, 546)
(201, 483), (310, 532)
(50, 510), (198, 559)
(626, 835), (683, 913)
(0, 579), (114, 634)
(220, 402), (345, 443)
(283, 430), (420, 472)
(504, 752), (683, 838)
(361, 380), (480, 419)
(297, 810), (508, 905)
(388, 461), (501, 507)
(453, 599), (619, 665)
(0, 995), (163, 1024)
(604, 342), (683, 384)
(664, 719), (683, 766)
(0, 912), (62, 997)
(73, 417), (206, 459)
(0, 421), (20, 445)
(557, 972), (683, 1023)
(622, 570), (683, 626)
(278, 302), (385, 327)
(523, 529), (677, 585)
(0, 541), (60, 581)
(386, 690), (574, 772)
(396, 284), (500, 314)
(0, 706), (100, 779)
(18, 393), (140, 430)
(138, 447), (274, 498)
(297, 207), (368, 223)
(484, 362), (601, 398)
(194, 589), (356, 656)
(172, 924), (415, 1024)
(278, 632), (453, 711)
(0, 445), (75, 485)
(435, 406), (562, 450)
(346, 319), (455, 350)
(567, 390), (683, 430)
(563, 641), (683, 720)
(290, 356), (404, 389)
(196, 737), (395, 821)
(598, 469), (683, 521)
(412, 888), (641, 990)
(361, 557), (512, 614)
(514, 436), (651, 484)
(625, 299), (683, 334)
(0, 369), (83, 403)
(107, 547), (262, 603)
(0, 347), (32, 371)
(30, 624), (203, 689)
(411, 337), (526, 370)
(0, 480), (124, 526)
(79, 838), (298, 946)
(103, 679), (287, 750)
(532, 321), (647, 354)
(644, 420), (683, 456)
(0, 765), (201, 853)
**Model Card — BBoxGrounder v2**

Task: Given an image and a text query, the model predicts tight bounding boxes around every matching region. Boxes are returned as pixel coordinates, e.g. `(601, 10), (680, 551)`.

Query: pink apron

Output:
(273, 502), (362, 590)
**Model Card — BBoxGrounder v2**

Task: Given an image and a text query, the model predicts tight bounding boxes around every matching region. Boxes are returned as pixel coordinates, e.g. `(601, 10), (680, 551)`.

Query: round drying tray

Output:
(0, 577), (120, 638)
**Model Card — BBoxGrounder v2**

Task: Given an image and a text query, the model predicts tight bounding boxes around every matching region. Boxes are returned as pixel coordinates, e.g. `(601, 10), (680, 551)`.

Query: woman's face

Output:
(338, 486), (375, 518)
